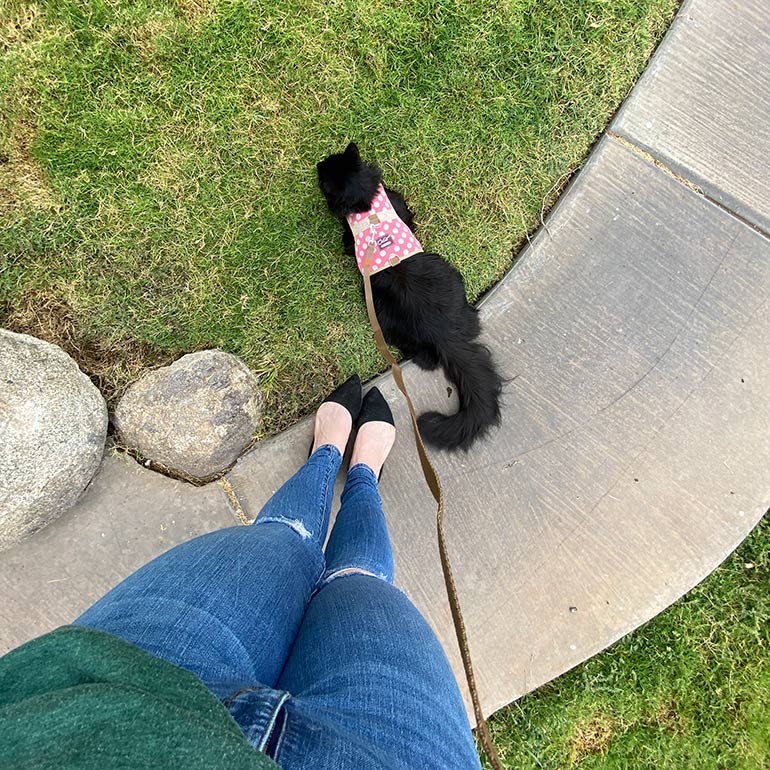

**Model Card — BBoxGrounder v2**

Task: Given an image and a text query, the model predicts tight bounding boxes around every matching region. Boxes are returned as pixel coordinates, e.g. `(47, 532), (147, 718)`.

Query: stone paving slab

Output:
(613, 0), (770, 233)
(0, 450), (237, 653)
(227, 135), (770, 717)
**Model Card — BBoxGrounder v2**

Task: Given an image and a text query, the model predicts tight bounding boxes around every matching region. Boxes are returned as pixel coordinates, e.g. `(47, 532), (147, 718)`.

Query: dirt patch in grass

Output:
(127, 16), (175, 60)
(3, 291), (178, 407)
(0, 3), (41, 50)
(645, 699), (686, 736)
(171, 0), (215, 25)
(568, 712), (616, 762)
(0, 122), (58, 214)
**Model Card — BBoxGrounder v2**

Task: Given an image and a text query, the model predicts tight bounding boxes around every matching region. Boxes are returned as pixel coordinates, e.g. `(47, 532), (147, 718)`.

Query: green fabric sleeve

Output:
(0, 625), (280, 770)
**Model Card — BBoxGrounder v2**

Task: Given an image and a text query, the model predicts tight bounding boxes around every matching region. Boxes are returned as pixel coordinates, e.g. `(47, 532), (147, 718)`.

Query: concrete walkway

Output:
(2, 0), (768, 720)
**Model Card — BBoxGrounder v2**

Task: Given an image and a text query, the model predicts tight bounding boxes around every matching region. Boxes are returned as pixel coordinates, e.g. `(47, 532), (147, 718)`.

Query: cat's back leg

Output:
(411, 346), (441, 371)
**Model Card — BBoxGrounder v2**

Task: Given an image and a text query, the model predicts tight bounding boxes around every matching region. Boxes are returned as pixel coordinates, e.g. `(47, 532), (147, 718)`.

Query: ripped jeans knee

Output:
(254, 516), (314, 541)
(318, 566), (392, 590)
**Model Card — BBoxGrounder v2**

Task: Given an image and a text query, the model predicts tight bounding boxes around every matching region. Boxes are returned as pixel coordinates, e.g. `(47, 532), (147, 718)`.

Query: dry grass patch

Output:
(126, 15), (176, 60)
(0, 122), (58, 213)
(0, 2), (42, 49)
(646, 699), (685, 736)
(171, 0), (215, 25)
(568, 712), (616, 763)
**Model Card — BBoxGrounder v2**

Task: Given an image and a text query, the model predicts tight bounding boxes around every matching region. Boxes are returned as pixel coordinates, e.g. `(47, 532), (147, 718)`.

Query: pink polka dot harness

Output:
(346, 184), (423, 274)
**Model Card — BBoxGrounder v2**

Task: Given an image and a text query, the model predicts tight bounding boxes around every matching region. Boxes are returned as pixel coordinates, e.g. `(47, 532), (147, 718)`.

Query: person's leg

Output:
(274, 395), (481, 770)
(319, 463), (394, 583)
(315, 386), (397, 586)
(278, 576), (481, 770)
(73, 376), (362, 694)
(74, 443), (342, 696)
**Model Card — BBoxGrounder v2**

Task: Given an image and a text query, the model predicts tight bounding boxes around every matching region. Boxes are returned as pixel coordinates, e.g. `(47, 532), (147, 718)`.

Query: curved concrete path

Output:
(2, 0), (768, 720)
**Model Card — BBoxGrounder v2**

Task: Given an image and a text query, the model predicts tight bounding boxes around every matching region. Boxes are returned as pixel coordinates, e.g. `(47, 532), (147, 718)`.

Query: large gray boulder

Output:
(114, 350), (263, 479)
(0, 330), (108, 550)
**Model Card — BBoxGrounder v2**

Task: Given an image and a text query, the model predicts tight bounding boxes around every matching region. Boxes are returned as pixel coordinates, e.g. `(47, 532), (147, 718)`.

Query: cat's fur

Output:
(316, 142), (502, 451)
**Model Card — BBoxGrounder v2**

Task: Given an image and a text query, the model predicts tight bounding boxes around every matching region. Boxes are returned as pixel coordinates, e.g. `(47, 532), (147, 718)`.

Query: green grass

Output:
(1, 0), (677, 431)
(484, 514), (770, 769)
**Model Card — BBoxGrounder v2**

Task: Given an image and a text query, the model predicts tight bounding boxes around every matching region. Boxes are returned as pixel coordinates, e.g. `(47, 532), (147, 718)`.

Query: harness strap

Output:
(361, 244), (503, 770)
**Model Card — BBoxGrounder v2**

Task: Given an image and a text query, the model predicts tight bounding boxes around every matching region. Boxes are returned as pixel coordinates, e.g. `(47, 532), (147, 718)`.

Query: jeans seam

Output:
(222, 686), (263, 709)
(316, 446), (339, 538)
(256, 692), (291, 753)
(269, 700), (291, 761)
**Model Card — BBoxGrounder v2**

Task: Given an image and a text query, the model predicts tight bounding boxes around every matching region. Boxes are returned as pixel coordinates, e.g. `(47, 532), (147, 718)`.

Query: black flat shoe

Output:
(323, 373), (363, 416)
(309, 374), (363, 457)
(354, 387), (395, 480)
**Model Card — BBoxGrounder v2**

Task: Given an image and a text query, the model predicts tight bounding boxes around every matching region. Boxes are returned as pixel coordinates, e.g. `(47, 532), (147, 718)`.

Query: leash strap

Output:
(361, 245), (503, 770)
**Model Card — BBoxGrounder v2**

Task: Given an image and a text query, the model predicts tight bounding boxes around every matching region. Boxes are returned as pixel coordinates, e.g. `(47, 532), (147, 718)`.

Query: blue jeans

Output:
(74, 445), (481, 770)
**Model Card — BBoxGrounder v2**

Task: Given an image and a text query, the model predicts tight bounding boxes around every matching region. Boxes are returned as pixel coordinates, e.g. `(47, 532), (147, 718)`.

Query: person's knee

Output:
(254, 516), (314, 541)
(318, 566), (393, 589)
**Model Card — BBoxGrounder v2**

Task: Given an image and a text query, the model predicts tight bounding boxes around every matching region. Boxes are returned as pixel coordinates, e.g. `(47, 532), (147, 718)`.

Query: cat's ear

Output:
(344, 142), (360, 160)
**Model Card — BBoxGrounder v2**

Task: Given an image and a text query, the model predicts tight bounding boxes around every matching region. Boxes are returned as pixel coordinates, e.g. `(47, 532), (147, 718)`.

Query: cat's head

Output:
(316, 142), (382, 217)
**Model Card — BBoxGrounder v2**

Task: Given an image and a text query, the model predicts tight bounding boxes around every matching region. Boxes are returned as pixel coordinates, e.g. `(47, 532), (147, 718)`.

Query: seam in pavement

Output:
(607, 131), (704, 194)
(218, 477), (250, 525)
(607, 130), (770, 244)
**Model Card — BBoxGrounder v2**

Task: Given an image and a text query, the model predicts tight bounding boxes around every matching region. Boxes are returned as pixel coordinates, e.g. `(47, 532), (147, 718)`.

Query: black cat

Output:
(316, 142), (502, 451)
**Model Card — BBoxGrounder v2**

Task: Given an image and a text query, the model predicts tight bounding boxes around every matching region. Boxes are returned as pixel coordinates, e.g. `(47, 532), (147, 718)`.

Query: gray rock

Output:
(114, 350), (263, 479)
(0, 330), (108, 550)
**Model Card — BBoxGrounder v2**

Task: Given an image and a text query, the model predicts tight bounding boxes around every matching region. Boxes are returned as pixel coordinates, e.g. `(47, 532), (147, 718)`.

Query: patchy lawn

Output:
(1, 0), (677, 431)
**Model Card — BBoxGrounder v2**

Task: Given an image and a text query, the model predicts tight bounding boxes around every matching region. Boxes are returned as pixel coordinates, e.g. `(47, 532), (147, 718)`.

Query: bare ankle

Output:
(313, 402), (352, 455)
(349, 421), (396, 477)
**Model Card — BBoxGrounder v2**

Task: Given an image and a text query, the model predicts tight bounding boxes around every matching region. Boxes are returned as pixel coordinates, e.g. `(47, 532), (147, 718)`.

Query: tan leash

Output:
(361, 244), (503, 770)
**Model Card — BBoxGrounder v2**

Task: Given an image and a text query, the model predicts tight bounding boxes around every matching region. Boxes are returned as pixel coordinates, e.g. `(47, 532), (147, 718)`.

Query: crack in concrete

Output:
(607, 131), (704, 193)
(607, 131), (770, 244)
(218, 477), (250, 525)
(111, 440), (235, 487)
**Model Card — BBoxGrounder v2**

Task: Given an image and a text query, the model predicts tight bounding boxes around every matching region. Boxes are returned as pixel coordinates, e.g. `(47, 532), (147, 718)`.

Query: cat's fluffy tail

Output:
(417, 336), (503, 451)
